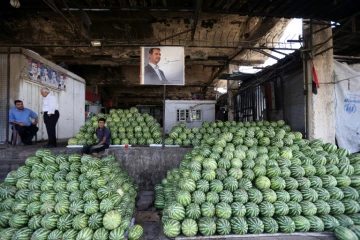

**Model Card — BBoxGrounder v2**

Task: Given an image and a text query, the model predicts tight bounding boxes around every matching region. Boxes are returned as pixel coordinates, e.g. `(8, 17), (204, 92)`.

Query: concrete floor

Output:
(0, 141), (337, 240)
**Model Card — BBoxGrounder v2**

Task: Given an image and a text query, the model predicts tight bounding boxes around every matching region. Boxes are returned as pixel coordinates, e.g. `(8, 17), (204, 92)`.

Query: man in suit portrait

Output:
(143, 48), (169, 85)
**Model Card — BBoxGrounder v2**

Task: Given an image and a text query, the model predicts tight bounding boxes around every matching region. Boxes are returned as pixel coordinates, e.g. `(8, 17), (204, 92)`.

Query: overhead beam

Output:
(9, 5), (358, 21)
(229, 59), (265, 65)
(191, 0), (203, 41)
(252, 49), (280, 61)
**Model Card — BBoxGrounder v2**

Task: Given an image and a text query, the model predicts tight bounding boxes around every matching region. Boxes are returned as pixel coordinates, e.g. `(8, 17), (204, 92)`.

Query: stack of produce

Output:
(68, 107), (162, 146)
(166, 121), (250, 146)
(155, 120), (360, 240)
(0, 150), (143, 240)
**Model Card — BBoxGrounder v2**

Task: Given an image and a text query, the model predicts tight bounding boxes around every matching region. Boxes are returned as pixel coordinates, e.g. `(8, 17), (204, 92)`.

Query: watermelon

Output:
(128, 224), (144, 240)
(276, 216), (295, 233)
(198, 217), (216, 236)
(216, 218), (231, 235)
(230, 216), (248, 235)
(247, 217), (264, 234)
(103, 210), (121, 230)
(335, 226), (358, 240)
(292, 215), (311, 232)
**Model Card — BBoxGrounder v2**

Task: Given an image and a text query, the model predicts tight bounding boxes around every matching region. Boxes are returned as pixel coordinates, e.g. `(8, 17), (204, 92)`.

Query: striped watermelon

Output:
(76, 227), (94, 240)
(306, 216), (325, 232)
(215, 202), (232, 219)
(300, 201), (317, 216)
(335, 226), (358, 240)
(292, 215), (310, 232)
(319, 215), (340, 231)
(276, 216), (295, 233)
(259, 201), (275, 217)
(103, 210), (121, 230)
(41, 213), (59, 230)
(185, 203), (201, 220)
(285, 199), (301, 215)
(262, 217), (279, 233)
(314, 200), (331, 215)
(230, 216), (248, 234)
(247, 217), (264, 234)
(198, 217), (216, 236)
(335, 214), (355, 227)
(128, 224), (144, 240)
(216, 218), (231, 235)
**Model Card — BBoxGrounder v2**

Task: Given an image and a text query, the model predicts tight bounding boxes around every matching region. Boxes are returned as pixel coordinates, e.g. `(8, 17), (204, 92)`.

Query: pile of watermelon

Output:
(0, 149), (143, 240)
(68, 107), (162, 146)
(156, 120), (360, 240)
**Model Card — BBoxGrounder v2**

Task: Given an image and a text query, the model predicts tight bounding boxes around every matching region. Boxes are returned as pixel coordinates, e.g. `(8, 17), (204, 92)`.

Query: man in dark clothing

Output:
(82, 118), (111, 157)
(143, 48), (169, 85)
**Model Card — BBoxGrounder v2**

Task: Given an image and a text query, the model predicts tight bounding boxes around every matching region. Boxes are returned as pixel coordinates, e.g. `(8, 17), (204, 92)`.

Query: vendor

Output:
(82, 118), (111, 158)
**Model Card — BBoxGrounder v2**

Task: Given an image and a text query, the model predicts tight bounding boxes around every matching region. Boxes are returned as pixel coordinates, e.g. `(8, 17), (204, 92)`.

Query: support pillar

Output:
(227, 64), (239, 121)
(304, 21), (335, 143)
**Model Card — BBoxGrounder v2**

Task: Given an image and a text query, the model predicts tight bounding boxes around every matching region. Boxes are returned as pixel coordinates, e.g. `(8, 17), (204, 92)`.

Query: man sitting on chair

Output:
(82, 118), (111, 158)
(9, 100), (38, 145)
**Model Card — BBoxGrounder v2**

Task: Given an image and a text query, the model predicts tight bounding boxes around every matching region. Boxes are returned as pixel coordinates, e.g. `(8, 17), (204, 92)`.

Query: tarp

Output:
(334, 61), (360, 153)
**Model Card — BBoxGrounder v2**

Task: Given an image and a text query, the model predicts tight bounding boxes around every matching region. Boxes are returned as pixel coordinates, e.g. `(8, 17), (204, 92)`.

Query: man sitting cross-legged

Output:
(82, 118), (111, 157)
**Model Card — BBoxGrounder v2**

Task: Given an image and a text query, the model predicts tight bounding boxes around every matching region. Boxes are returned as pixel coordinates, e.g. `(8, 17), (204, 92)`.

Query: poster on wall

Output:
(140, 46), (185, 85)
(28, 58), (66, 91)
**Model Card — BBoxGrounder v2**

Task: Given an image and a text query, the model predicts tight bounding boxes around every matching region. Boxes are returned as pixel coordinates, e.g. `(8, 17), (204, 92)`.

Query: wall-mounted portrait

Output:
(140, 46), (185, 85)
(41, 66), (50, 82)
(29, 59), (41, 82)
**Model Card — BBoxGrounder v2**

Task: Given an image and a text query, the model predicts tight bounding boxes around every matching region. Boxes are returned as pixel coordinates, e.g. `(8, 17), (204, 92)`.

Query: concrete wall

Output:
(282, 70), (306, 134)
(108, 147), (192, 190)
(164, 100), (216, 133)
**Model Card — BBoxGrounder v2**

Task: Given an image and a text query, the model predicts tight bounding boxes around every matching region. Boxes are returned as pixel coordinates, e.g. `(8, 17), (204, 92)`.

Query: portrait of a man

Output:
(50, 70), (58, 86)
(41, 66), (50, 82)
(29, 60), (41, 82)
(141, 46), (185, 85)
(59, 74), (66, 90)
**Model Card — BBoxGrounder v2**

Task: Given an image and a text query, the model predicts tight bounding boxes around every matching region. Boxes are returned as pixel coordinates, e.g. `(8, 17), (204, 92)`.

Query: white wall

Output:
(6, 48), (85, 141)
(164, 100), (216, 133)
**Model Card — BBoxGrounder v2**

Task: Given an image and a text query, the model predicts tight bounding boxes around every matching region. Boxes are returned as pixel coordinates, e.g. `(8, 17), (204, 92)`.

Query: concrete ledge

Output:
(175, 232), (336, 240)
(106, 147), (192, 190)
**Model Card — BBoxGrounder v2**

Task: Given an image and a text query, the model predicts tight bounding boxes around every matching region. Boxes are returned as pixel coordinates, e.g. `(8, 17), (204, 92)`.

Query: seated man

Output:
(82, 118), (111, 157)
(9, 100), (39, 145)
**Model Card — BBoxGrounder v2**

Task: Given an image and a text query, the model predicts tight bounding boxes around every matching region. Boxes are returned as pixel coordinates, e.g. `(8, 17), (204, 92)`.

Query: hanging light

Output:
(10, 0), (20, 8)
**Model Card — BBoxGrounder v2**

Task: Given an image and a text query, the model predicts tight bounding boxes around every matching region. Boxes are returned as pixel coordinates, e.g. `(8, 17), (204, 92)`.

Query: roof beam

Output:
(191, 0), (203, 41)
(253, 49), (280, 61)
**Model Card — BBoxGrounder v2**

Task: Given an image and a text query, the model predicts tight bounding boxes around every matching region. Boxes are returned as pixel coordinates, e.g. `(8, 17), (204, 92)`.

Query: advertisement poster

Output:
(334, 60), (360, 153)
(28, 58), (66, 91)
(140, 46), (185, 85)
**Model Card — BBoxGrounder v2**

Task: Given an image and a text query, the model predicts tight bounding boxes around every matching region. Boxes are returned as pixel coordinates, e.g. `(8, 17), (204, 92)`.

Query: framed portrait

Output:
(140, 46), (185, 85)
(28, 59), (41, 82)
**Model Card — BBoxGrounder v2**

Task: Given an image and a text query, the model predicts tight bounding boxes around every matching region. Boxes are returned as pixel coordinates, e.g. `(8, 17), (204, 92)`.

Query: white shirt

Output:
(149, 63), (164, 81)
(42, 93), (59, 114)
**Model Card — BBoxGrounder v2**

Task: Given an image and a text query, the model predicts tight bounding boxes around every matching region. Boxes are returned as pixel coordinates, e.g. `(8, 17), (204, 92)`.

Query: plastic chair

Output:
(11, 126), (37, 145)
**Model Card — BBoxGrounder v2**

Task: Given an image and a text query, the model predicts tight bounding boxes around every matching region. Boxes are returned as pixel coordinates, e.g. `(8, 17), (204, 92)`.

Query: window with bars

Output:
(177, 109), (202, 121)
(177, 109), (188, 121)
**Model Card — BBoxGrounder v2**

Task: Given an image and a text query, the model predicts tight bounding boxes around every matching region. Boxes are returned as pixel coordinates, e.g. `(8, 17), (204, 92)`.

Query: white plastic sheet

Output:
(334, 61), (360, 153)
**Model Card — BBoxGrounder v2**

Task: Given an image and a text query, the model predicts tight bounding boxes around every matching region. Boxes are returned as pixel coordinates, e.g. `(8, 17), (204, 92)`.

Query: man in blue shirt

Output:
(82, 118), (111, 157)
(9, 100), (39, 145)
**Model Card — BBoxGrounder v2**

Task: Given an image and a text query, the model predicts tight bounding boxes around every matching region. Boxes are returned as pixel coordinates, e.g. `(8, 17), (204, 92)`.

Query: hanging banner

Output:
(28, 58), (67, 91)
(140, 46), (185, 85)
(334, 60), (360, 153)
